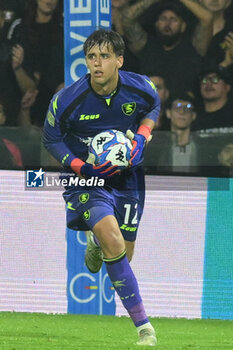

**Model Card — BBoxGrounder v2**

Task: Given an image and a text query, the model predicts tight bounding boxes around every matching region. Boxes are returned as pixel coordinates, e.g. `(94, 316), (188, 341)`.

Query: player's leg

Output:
(125, 240), (135, 262)
(85, 233), (135, 272)
(65, 187), (156, 345)
(91, 215), (156, 346)
(83, 203), (119, 273)
(110, 192), (156, 345)
(84, 229), (136, 272)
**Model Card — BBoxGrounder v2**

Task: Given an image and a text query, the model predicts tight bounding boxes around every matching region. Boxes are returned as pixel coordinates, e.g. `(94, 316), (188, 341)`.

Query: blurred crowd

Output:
(0, 0), (233, 176)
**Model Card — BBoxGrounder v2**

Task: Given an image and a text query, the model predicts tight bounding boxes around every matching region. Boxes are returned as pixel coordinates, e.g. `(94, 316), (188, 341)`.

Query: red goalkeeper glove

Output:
(71, 155), (120, 179)
(126, 125), (152, 167)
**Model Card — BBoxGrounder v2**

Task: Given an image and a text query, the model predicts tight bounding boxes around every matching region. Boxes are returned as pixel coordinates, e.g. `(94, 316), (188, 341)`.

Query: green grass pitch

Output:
(0, 312), (233, 350)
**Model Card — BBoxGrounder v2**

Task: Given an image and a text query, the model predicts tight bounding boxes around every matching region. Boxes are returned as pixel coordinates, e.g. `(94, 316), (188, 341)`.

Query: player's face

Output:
(200, 73), (231, 101)
(199, 0), (231, 12)
(167, 100), (196, 130)
(86, 44), (123, 94)
(155, 10), (186, 36)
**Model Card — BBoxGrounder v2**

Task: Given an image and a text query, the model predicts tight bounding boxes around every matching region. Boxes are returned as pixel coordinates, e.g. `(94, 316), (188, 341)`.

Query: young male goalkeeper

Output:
(43, 29), (160, 346)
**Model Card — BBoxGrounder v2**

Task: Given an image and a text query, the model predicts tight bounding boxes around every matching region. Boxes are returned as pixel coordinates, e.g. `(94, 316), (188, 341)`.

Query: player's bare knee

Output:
(101, 230), (125, 258)
(93, 216), (125, 258)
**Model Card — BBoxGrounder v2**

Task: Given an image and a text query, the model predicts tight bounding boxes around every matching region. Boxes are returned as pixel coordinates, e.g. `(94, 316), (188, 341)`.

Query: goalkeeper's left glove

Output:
(126, 125), (152, 167)
(70, 154), (120, 179)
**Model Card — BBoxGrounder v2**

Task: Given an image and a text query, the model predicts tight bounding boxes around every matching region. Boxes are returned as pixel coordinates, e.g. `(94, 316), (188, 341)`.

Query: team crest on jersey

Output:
(79, 193), (89, 204)
(83, 210), (91, 220)
(121, 102), (136, 116)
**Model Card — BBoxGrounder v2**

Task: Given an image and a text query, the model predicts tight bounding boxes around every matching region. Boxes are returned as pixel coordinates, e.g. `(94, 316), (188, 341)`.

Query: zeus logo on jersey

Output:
(120, 224), (137, 232)
(79, 114), (100, 120)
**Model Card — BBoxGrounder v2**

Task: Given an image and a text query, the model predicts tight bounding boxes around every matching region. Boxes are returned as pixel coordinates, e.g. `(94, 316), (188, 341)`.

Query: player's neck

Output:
(90, 75), (119, 96)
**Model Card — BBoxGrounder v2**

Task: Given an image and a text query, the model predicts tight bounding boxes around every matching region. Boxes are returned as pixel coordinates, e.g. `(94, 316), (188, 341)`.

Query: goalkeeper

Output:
(43, 29), (160, 346)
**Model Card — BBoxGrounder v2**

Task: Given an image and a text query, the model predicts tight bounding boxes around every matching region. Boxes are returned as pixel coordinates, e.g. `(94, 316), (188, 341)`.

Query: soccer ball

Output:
(88, 129), (132, 169)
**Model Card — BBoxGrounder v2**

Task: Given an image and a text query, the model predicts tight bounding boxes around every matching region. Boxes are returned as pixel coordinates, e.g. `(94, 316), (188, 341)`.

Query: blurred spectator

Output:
(144, 93), (203, 174)
(199, 133), (233, 176)
(148, 73), (170, 129)
(201, 0), (233, 83)
(179, 0), (214, 55)
(218, 136), (233, 176)
(138, 0), (213, 55)
(18, 89), (39, 127)
(11, 44), (39, 94)
(0, 95), (23, 168)
(112, 0), (139, 72)
(112, 0), (134, 36)
(121, 0), (203, 98)
(0, 0), (25, 38)
(199, 0), (232, 36)
(194, 64), (233, 134)
(0, 0), (25, 21)
(8, 0), (64, 127)
(0, 6), (36, 125)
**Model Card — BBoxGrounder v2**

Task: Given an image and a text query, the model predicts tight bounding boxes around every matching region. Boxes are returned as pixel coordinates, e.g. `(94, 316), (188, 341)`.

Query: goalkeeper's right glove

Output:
(126, 125), (152, 167)
(71, 157), (120, 178)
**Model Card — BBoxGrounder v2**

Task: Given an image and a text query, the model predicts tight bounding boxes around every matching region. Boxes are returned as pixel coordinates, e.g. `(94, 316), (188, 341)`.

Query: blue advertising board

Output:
(67, 229), (116, 315)
(64, 0), (111, 85)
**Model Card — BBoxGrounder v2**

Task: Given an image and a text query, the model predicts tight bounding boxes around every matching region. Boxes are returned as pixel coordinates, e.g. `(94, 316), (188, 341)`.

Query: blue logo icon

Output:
(26, 168), (45, 188)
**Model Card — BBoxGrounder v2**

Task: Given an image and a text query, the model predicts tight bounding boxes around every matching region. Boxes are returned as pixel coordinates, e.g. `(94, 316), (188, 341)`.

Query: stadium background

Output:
(0, 0), (233, 322)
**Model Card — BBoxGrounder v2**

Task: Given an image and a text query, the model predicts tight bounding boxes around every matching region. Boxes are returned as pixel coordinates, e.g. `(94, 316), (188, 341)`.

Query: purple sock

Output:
(105, 255), (149, 327)
(128, 302), (149, 327)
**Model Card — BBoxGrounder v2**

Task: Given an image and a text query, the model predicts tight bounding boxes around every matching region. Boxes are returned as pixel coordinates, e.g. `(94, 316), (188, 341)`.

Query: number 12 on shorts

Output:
(123, 203), (138, 225)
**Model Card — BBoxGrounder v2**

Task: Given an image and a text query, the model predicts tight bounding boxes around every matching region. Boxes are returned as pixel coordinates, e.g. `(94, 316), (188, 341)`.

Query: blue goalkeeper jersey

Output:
(43, 70), (160, 166)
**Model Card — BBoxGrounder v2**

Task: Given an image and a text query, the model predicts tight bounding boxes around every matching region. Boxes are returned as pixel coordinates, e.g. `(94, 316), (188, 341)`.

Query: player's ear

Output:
(117, 55), (124, 69)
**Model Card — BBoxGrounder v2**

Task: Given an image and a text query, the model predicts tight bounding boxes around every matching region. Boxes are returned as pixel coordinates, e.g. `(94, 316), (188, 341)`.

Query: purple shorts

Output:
(63, 186), (144, 242)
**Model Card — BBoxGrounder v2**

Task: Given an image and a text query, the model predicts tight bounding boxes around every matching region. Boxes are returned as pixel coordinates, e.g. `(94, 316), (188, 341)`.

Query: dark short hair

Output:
(154, 0), (189, 22)
(199, 64), (232, 85)
(167, 92), (196, 110)
(83, 29), (125, 57)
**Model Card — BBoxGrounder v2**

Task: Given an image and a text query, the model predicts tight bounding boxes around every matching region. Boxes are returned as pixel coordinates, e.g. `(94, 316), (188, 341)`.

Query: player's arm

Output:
(127, 80), (160, 167)
(43, 95), (119, 178)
